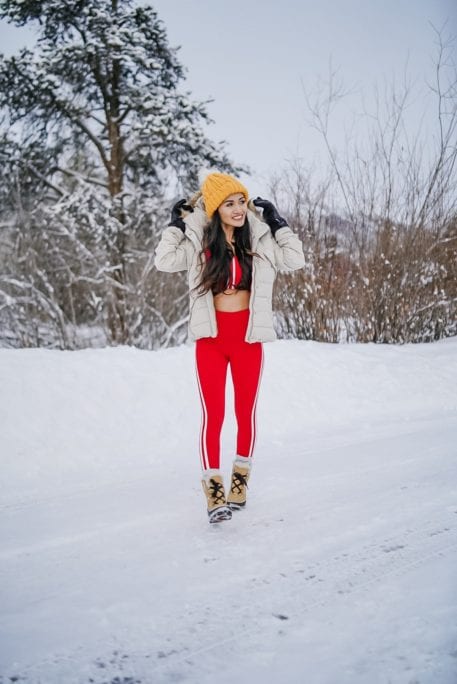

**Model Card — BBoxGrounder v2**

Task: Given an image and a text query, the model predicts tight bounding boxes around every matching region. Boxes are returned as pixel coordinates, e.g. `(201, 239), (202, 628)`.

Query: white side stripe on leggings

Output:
(195, 363), (210, 470)
(248, 345), (264, 458)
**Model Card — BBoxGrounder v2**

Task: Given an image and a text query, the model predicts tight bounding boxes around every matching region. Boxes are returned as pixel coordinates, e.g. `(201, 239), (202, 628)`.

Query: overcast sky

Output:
(0, 0), (456, 195)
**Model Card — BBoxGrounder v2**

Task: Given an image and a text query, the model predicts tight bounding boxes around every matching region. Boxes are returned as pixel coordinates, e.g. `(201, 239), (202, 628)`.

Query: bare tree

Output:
(274, 27), (457, 343)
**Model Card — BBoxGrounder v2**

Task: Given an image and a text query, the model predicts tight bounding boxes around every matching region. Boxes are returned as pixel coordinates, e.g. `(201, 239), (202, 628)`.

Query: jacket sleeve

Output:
(155, 226), (189, 273)
(271, 226), (305, 272)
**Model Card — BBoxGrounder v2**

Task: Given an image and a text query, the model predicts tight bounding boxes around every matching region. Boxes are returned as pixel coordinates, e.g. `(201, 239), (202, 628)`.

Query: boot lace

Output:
(230, 471), (248, 496)
(209, 478), (226, 505)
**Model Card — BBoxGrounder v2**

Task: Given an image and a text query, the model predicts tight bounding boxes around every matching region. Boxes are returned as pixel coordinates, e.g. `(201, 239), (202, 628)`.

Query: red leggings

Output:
(195, 309), (263, 470)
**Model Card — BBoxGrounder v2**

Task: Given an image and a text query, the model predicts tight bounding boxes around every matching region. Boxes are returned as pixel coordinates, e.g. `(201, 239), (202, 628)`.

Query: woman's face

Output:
(217, 193), (247, 230)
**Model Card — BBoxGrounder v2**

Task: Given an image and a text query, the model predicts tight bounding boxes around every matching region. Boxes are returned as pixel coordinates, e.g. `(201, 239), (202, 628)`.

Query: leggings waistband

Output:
(215, 308), (250, 318)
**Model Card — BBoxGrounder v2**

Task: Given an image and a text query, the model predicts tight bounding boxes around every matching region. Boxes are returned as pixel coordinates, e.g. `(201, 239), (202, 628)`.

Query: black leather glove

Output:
(253, 197), (288, 236)
(169, 199), (193, 232)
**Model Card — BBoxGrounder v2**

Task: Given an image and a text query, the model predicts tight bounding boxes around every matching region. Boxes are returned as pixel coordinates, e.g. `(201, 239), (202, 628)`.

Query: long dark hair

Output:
(196, 212), (253, 295)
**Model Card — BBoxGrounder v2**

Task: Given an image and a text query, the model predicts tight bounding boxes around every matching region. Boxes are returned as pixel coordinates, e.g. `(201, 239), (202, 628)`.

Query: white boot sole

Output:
(227, 501), (246, 511)
(208, 506), (232, 523)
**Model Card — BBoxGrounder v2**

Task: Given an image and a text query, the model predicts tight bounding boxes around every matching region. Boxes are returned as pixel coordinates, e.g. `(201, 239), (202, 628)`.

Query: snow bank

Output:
(1, 338), (456, 504)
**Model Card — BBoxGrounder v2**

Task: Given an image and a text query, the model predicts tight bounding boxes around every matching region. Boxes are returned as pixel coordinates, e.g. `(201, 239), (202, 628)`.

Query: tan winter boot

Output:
(201, 474), (232, 523)
(227, 460), (251, 510)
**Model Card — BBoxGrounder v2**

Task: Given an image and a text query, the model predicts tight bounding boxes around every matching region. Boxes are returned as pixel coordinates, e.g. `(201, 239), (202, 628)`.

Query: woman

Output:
(155, 172), (304, 523)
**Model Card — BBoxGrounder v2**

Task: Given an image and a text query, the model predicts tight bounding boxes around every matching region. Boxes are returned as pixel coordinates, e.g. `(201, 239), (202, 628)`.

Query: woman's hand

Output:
(169, 199), (193, 232)
(253, 197), (288, 235)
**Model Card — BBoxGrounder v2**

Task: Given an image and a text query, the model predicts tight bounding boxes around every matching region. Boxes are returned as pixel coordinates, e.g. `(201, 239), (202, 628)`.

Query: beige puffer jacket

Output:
(155, 196), (305, 343)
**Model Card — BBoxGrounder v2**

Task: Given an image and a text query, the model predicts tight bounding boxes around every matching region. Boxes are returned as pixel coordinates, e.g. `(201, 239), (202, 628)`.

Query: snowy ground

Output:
(1, 338), (457, 684)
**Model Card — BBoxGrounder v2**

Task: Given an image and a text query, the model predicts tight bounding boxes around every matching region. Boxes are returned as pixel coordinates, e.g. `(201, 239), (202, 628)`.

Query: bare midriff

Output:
(213, 289), (251, 312)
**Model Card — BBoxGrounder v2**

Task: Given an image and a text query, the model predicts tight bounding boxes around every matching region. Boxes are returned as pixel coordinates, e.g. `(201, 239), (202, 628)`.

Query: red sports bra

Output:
(226, 253), (242, 290)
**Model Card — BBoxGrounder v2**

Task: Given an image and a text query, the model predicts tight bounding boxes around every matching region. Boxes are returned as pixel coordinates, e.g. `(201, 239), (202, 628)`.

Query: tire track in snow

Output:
(5, 523), (456, 684)
(146, 519), (457, 682)
(2, 420), (456, 682)
(3, 445), (449, 563)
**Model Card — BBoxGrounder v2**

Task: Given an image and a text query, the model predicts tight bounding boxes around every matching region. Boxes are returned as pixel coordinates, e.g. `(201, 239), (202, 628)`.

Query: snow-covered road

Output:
(1, 341), (456, 683)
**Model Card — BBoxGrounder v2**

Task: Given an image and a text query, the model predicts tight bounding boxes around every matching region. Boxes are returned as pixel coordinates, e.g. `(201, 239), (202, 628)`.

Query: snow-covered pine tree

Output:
(0, 0), (239, 347)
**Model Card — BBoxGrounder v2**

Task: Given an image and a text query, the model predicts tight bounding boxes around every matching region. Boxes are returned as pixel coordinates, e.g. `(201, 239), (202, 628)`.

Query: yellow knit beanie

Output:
(201, 172), (249, 218)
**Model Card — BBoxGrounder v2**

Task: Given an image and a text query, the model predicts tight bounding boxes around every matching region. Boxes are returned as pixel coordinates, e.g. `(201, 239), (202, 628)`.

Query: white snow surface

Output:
(1, 338), (457, 684)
